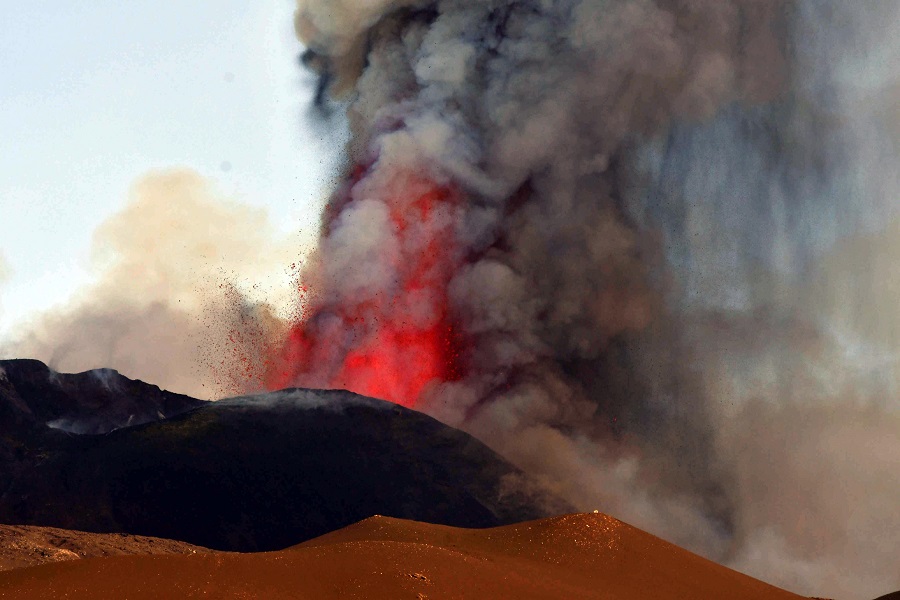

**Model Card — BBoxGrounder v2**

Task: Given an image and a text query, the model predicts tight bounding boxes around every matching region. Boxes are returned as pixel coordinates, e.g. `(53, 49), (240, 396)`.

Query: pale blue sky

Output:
(0, 0), (343, 335)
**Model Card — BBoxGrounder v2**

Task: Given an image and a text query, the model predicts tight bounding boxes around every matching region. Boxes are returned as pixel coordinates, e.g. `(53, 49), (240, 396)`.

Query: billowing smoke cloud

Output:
(285, 0), (900, 598)
(1, 170), (303, 399)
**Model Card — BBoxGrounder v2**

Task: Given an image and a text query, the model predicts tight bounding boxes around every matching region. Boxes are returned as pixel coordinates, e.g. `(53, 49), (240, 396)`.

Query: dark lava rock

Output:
(0, 368), (568, 552)
(0, 359), (204, 496)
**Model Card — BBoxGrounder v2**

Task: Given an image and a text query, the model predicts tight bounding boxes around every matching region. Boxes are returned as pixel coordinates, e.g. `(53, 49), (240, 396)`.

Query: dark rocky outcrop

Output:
(0, 359), (204, 497)
(0, 359), (205, 435)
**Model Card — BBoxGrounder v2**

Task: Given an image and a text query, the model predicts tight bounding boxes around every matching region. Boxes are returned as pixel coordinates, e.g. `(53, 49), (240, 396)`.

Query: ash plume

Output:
(1, 170), (300, 399)
(285, 0), (900, 598)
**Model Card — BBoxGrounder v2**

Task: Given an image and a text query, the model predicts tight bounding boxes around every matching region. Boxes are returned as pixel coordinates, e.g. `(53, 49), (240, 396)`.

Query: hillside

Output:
(0, 513), (807, 599)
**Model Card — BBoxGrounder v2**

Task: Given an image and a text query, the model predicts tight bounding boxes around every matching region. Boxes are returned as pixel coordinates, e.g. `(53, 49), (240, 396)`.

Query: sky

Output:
(0, 0), (343, 337)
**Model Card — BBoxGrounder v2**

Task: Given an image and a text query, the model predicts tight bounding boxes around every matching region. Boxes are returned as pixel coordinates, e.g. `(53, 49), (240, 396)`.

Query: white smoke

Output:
(294, 0), (900, 598)
(1, 169), (304, 399)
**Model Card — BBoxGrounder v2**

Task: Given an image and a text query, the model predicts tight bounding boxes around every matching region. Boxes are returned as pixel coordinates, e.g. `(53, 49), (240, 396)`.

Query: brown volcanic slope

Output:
(0, 524), (214, 572)
(0, 513), (805, 600)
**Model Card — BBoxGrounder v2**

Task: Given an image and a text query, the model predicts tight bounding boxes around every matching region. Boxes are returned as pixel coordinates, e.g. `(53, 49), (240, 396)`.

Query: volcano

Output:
(0, 360), (566, 552)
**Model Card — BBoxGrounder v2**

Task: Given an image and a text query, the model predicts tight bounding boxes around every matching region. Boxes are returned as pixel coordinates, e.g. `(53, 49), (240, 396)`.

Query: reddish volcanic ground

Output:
(0, 513), (806, 600)
(0, 525), (213, 572)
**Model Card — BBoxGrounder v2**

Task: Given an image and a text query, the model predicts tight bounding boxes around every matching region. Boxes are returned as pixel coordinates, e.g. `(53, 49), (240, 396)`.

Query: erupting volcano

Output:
(2, 0), (900, 597)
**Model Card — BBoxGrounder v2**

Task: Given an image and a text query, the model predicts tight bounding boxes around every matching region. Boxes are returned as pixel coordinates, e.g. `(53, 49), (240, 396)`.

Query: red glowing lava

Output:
(264, 171), (466, 408)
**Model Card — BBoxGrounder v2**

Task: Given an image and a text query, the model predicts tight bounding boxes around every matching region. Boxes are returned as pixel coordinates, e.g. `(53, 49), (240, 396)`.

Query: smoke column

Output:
(276, 1), (900, 597)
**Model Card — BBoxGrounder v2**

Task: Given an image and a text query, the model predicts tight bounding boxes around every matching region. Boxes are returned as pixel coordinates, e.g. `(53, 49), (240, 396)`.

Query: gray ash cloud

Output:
(294, 1), (900, 598)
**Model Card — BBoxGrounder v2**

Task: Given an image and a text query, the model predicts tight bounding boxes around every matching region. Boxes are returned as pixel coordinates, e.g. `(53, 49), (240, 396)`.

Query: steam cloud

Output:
(292, 0), (900, 598)
(1, 170), (300, 399)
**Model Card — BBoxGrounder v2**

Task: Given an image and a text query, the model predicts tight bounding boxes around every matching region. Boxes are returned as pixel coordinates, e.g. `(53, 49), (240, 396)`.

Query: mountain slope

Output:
(0, 384), (566, 551)
(0, 513), (806, 600)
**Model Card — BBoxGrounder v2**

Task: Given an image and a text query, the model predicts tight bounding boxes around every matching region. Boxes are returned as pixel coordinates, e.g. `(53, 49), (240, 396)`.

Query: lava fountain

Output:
(266, 163), (467, 407)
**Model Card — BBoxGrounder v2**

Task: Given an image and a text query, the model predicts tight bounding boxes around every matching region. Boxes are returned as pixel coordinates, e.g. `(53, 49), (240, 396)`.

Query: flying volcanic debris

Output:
(269, 1), (899, 598)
